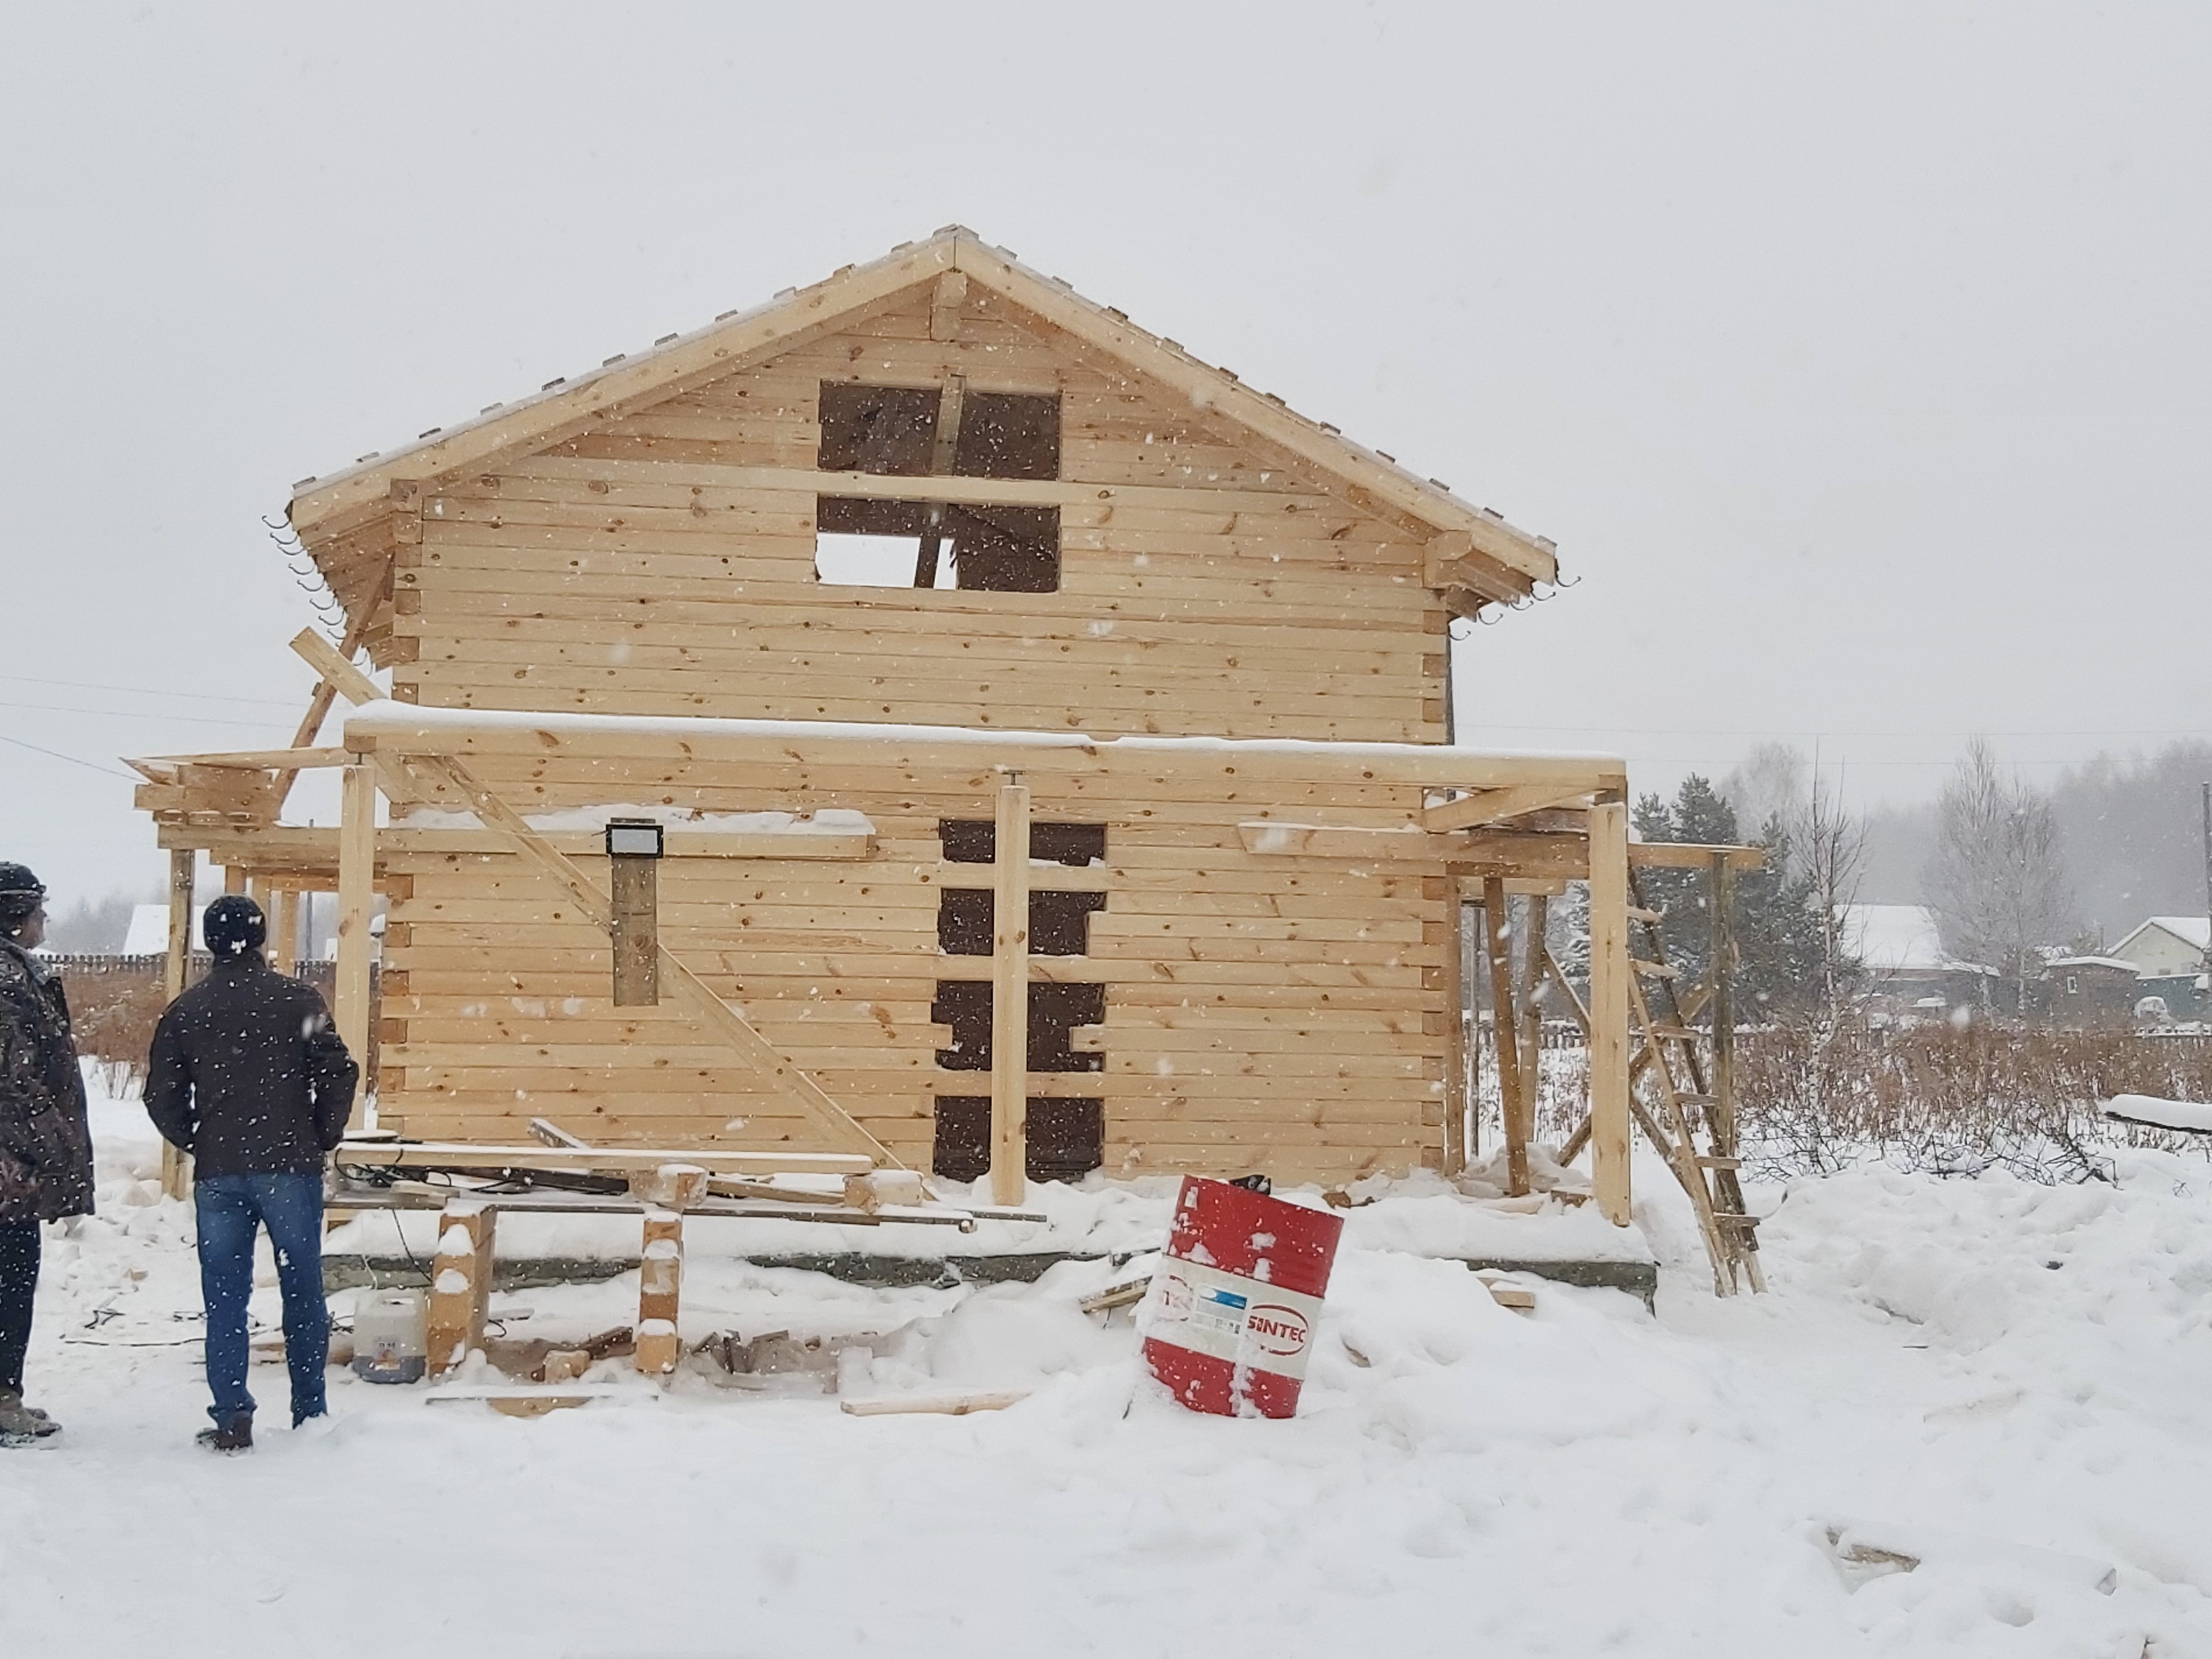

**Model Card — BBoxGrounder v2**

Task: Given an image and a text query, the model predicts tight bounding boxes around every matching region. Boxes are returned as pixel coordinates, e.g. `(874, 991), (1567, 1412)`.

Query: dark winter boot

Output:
(0, 1391), (60, 1446)
(196, 1412), (253, 1453)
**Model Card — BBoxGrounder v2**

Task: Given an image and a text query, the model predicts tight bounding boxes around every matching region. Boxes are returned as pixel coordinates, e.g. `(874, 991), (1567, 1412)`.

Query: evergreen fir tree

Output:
(1623, 775), (1834, 1022)
(1733, 814), (1827, 1015)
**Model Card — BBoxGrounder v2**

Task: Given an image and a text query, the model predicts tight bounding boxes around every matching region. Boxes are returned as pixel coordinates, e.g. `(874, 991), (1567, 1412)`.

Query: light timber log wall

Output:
(386, 284), (1447, 743)
(374, 753), (1450, 1184)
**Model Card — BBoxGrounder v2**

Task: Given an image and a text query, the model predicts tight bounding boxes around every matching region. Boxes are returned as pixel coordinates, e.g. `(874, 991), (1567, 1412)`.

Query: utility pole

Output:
(2202, 781), (2211, 976)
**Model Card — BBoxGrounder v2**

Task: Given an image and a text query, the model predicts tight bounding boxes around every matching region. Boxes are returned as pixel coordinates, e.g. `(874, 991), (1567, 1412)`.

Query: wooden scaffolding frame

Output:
(130, 631), (1656, 1223)
(1452, 839), (1769, 1293)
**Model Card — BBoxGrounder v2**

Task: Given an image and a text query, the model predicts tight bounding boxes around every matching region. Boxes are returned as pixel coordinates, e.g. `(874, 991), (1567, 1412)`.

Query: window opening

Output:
(815, 381), (1061, 592)
(930, 981), (1104, 1073)
(816, 499), (1057, 591)
(938, 888), (1105, 957)
(930, 815), (1105, 1183)
(816, 384), (939, 476)
(930, 1096), (1102, 1184)
(939, 820), (1105, 866)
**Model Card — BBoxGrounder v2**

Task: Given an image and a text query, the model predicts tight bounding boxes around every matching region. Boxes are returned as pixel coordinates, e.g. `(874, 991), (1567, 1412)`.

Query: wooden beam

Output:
(336, 764), (376, 1127)
(1442, 898), (1469, 1176)
(160, 847), (196, 1200)
(840, 1389), (1030, 1418)
(1518, 892), (1548, 1176)
(140, 746), (353, 771)
(336, 1142), (873, 1177)
(294, 627), (385, 707)
(912, 373), (967, 588)
(928, 269), (968, 343)
(1481, 879), (1528, 1198)
(608, 846), (659, 1007)
(347, 706), (1625, 795)
(636, 1209), (683, 1375)
(1423, 785), (1595, 834)
(1588, 801), (1632, 1225)
(425, 1200), (494, 1378)
(275, 608), (373, 811)
(155, 821), (873, 865)
(990, 776), (1031, 1207)
(1630, 842), (1765, 871)
(268, 888), (298, 977)
(1445, 836), (1769, 884)
(1240, 822), (1432, 860)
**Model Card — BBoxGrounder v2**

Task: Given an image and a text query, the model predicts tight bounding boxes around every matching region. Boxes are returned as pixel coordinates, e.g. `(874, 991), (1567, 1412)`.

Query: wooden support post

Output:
(336, 764), (375, 1128)
(425, 1200), (495, 1377)
(990, 775), (1031, 1207)
(1588, 802), (1633, 1226)
(1442, 896), (1469, 1175)
(223, 865), (247, 897)
(1481, 878), (1528, 1197)
(1709, 851), (1763, 1291)
(163, 848), (195, 1002)
(1518, 893), (1549, 1158)
(608, 844), (660, 1006)
(160, 848), (196, 1199)
(636, 1208), (684, 1375)
(267, 888), (297, 978)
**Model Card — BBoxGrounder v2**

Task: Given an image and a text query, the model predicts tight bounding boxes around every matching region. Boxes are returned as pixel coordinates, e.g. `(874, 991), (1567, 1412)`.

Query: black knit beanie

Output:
(202, 895), (267, 958)
(0, 862), (43, 930)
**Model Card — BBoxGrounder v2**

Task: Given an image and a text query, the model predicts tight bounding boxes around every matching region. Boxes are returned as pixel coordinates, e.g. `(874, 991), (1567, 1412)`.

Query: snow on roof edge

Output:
(344, 700), (1623, 768)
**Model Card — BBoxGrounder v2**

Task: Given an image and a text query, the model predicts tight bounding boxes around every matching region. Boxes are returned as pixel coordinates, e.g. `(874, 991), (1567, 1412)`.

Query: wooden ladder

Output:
(1622, 861), (1764, 1295)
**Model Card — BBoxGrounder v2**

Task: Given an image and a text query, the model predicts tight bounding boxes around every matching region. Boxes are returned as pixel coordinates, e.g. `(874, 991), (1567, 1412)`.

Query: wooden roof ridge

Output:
(287, 227), (1556, 590)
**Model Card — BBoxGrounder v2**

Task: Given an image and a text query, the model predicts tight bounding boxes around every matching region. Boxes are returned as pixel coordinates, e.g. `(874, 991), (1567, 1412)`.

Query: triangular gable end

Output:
(288, 228), (1556, 658)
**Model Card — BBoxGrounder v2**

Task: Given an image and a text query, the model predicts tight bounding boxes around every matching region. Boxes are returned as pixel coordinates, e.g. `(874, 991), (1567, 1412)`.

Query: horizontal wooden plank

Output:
(348, 710), (1620, 792)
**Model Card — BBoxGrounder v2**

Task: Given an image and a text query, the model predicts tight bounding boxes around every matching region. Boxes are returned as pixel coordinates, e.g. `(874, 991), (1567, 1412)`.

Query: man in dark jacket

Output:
(0, 862), (95, 1446)
(145, 894), (358, 1451)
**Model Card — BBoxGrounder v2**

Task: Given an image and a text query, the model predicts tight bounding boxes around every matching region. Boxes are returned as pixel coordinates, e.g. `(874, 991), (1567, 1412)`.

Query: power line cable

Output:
(0, 672), (298, 710)
(0, 698), (283, 731)
(0, 731), (144, 783)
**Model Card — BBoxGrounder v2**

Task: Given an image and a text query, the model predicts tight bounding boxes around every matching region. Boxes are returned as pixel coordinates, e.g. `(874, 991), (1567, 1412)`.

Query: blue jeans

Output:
(195, 1173), (329, 1426)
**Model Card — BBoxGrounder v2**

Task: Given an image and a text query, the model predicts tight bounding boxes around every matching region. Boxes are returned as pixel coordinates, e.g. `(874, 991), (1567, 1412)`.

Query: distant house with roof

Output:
(121, 902), (202, 956)
(2032, 953), (2141, 1026)
(1838, 904), (2000, 1019)
(2109, 916), (2210, 978)
(2107, 916), (2209, 1020)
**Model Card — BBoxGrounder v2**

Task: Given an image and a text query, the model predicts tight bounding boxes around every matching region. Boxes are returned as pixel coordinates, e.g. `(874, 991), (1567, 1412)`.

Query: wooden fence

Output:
(47, 953), (377, 1092)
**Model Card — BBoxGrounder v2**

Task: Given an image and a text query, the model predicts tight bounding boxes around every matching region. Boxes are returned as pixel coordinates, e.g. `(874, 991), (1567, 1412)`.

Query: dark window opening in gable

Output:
(953, 391), (1059, 481)
(939, 820), (1105, 867)
(815, 498), (1058, 592)
(816, 383), (939, 476)
(814, 382), (1061, 591)
(817, 383), (1059, 481)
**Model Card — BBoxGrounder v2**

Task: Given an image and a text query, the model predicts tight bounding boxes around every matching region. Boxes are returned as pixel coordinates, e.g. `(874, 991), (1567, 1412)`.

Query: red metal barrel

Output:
(1141, 1176), (1345, 1418)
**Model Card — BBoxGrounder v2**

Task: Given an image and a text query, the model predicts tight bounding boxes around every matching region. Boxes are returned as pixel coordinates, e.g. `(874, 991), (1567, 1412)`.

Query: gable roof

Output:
(2112, 916), (2211, 957)
(286, 227), (1557, 656)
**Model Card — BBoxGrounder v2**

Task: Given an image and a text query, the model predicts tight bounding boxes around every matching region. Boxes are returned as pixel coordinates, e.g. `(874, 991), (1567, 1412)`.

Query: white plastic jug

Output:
(352, 1289), (428, 1384)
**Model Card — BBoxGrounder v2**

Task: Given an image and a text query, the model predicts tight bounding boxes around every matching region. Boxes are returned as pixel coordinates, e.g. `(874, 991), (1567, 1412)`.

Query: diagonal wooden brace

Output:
(291, 629), (903, 1169)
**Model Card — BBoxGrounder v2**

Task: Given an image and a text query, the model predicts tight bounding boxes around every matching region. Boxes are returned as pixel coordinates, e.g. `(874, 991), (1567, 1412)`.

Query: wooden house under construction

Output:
(128, 227), (1745, 1235)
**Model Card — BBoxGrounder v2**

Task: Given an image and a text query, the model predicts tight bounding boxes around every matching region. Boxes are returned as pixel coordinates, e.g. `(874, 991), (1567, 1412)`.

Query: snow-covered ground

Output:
(7, 1079), (2212, 1656)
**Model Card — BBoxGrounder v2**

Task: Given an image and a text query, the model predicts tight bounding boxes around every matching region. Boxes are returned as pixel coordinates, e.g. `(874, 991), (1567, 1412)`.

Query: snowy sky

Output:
(2, 3), (2206, 905)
